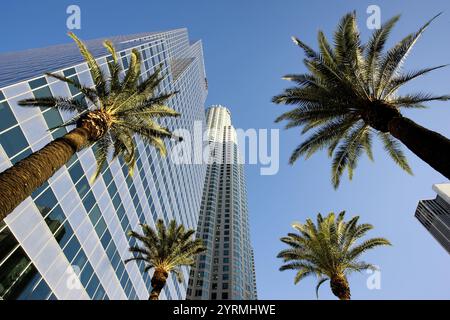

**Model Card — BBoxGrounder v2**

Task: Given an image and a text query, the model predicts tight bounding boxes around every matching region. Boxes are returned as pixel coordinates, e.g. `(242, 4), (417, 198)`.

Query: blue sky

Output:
(1, 0), (449, 299)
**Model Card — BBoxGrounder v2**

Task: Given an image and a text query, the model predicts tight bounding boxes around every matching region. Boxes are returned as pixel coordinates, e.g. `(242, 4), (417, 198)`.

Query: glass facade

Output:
(415, 184), (450, 254)
(187, 106), (257, 300)
(0, 29), (207, 300)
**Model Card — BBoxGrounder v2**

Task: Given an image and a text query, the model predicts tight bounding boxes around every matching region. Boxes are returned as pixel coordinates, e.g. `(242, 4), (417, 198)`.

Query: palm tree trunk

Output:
(330, 275), (351, 300)
(0, 127), (91, 221)
(388, 117), (450, 179)
(149, 269), (168, 300)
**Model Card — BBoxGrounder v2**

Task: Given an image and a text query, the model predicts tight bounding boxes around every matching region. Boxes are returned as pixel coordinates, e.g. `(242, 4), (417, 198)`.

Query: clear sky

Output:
(1, 0), (449, 299)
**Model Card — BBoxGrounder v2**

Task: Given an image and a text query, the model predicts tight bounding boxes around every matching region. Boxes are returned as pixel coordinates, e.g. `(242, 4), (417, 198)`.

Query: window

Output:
(82, 191), (96, 213)
(85, 274), (100, 298)
(100, 230), (112, 248)
(34, 188), (58, 216)
(0, 227), (51, 300)
(62, 69), (81, 96)
(18, 278), (52, 300)
(55, 222), (74, 248)
(0, 126), (28, 157)
(75, 177), (90, 198)
(222, 292), (228, 299)
(72, 250), (88, 271)
(80, 262), (94, 286)
(42, 108), (62, 129)
(68, 161), (84, 184)
(45, 205), (66, 234)
(32, 85), (52, 100)
(94, 217), (107, 236)
(0, 101), (16, 132)
(88, 205), (102, 226)
(29, 77), (47, 90)
(62, 235), (81, 262)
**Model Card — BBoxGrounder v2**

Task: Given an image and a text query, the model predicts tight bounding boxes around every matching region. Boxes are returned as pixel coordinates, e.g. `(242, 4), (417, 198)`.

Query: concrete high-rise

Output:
(0, 29), (207, 300)
(187, 105), (257, 300)
(415, 184), (450, 254)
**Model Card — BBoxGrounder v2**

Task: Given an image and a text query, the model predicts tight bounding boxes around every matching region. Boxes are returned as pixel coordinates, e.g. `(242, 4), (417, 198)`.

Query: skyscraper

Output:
(0, 29), (207, 300)
(415, 184), (450, 254)
(187, 105), (257, 300)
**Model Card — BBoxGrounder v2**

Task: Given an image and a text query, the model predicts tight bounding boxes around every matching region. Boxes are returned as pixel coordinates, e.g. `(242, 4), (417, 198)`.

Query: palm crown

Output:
(273, 12), (450, 187)
(277, 212), (390, 300)
(125, 219), (205, 299)
(19, 33), (180, 181)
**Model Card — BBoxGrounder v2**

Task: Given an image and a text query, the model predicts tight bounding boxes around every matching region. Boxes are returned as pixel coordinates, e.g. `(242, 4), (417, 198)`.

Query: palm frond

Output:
(316, 277), (329, 299)
(103, 40), (121, 93)
(45, 72), (98, 103)
(68, 32), (106, 98)
(378, 132), (413, 174)
(18, 96), (88, 112)
(90, 133), (111, 182)
(375, 13), (442, 98)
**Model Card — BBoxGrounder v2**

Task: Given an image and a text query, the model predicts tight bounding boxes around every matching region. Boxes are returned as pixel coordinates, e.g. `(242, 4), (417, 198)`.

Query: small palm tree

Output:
(277, 212), (391, 300)
(273, 12), (450, 188)
(125, 219), (206, 300)
(0, 33), (181, 221)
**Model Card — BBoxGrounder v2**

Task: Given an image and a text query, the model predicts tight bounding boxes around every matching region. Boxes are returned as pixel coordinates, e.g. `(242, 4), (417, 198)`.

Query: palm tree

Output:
(125, 219), (206, 300)
(277, 211), (390, 300)
(273, 12), (450, 188)
(0, 33), (181, 221)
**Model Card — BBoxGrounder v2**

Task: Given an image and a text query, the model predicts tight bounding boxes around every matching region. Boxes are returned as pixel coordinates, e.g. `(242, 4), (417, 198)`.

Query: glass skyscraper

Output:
(187, 105), (257, 300)
(415, 184), (450, 254)
(0, 29), (207, 300)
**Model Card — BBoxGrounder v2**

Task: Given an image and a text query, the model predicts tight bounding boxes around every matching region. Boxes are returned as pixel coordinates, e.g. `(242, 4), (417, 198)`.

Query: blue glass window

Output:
(29, 77), (47, 90)
(85, 274), (100, 298)
(35, 188), (58, 216)
(68, 161), (84, 184)
(82, 191), (96, 213)
(45, 206), (66, 234)
(55, 222), (74, 248)
(94, 216), (107, 236)
(75, 177), (90, 198)
(72, 250), (88, 271)
(51, 126), (67, 139)
(0, 227), (51, 300)
(100, 230), (112, 248)
(0, 101), (17, 132)
(88, 205), (102, 226)
(42, 108), (63, 129)
(63, 68), (76, 77)
(19, 278), (52, 300)
(79, 262), (94, 287)
(0, 126), (28, 157)
(33, 85), (52, 100)
(63, 235), (81, 262)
